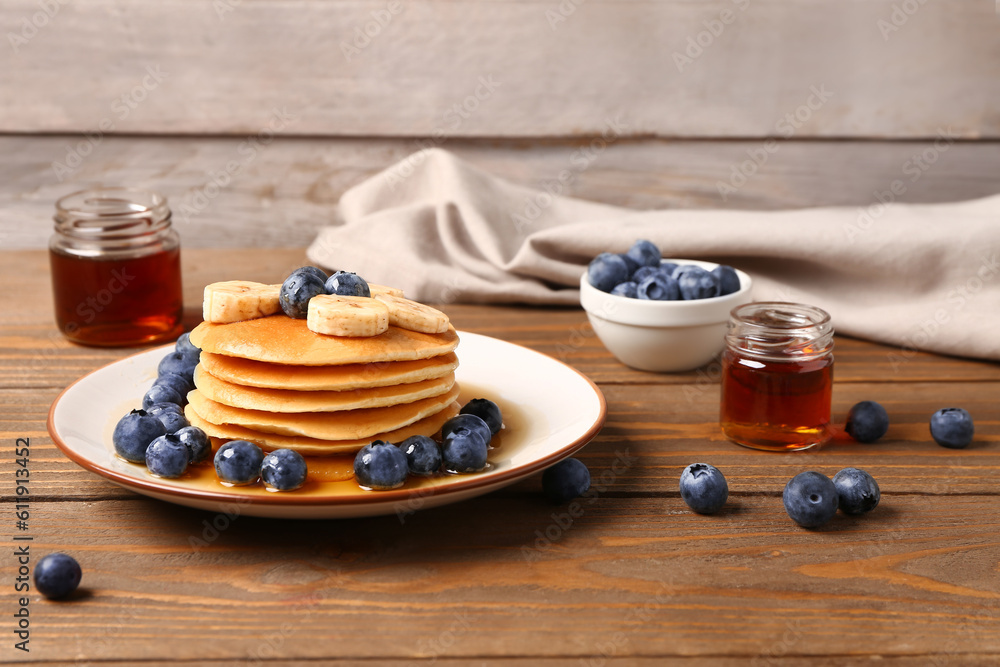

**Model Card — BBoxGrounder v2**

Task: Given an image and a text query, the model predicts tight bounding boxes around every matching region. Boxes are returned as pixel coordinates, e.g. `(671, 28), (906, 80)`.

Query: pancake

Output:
(189, 316), (459, 366)
(199, 351), (459, 391)
(193, 364), (456, 413)
(185, 401), (460, 455)
(186, 384), (461, 440)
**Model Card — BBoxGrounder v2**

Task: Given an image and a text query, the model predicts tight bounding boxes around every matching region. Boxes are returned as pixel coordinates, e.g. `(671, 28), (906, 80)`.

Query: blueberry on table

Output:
(325, 271), (371, 298)
(153, 371), (194, 398)
(175, 425), (211, 464)
(610, 281), (638, 298)
(832, 467), (880, 515)
(783, 471), (839, 528)
(145, 434), (191, 478)
(157, 351), (197, 384)
(279, 269), (327, 319)
(260, 449), (308, 491)
(214, 440), (265, 485)
(460, 398), (503, 435)
(711, 265), (741, 296)
(679, 463), (729, 514)
(142, 383), (185, 410)
(441, 414), (492, 448)
(398, 435), (442, 476)
(930, 408), (974, 449)
(673, 265), (720, 300)
(587, 253), (631, 293)
(354, 440), (409, 489)
(542, 458), (591, 504)
(636, 274), (680, 301)
(845, 401), (889, 443)
(113, 409), (167, 463)
(625, 239), (661, 268)
(34, 553), (82, 599)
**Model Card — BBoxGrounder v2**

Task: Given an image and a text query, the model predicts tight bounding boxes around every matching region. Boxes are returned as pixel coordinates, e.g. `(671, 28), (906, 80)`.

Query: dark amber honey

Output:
(50, 247), (183, 347)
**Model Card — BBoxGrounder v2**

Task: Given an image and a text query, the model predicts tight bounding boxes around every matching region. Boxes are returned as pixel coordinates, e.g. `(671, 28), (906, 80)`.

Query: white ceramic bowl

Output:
(579, 259), (753, 372)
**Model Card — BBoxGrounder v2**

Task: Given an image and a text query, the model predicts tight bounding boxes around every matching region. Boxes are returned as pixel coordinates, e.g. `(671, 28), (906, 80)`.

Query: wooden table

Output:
(4, 248), (999, 666)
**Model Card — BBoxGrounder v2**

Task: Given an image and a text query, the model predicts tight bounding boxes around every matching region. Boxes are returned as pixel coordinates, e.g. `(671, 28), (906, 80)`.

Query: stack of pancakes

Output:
(183, 315), (460, 455)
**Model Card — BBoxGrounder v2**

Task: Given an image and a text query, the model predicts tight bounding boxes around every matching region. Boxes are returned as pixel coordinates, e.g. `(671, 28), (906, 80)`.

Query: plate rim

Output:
(47, 330), (607, 508)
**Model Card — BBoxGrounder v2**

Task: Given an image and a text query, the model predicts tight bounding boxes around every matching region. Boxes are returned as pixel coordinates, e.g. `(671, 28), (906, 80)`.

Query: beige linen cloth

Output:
(308, 148), (1000, 361)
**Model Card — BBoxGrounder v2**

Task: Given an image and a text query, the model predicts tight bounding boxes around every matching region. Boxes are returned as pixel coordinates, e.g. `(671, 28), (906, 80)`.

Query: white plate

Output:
(48, 332), (606, 519)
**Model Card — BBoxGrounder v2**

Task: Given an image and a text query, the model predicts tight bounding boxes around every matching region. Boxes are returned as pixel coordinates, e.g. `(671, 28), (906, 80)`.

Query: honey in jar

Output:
(720, 302), (834, 452)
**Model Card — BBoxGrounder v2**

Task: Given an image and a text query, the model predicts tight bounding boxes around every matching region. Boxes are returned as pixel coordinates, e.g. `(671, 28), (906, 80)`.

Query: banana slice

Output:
(368, 283), (404, 298)
(373, 294), (449, 334)
(307, 295), (389, 337)
(203, 281), (281, 324)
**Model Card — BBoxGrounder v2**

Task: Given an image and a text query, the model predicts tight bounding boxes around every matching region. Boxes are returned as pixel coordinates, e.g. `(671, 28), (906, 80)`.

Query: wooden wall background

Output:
(2, 0), (999, 248)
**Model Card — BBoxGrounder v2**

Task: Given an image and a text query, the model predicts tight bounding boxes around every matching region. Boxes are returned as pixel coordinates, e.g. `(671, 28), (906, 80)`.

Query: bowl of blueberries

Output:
(580, 240), (752, 372)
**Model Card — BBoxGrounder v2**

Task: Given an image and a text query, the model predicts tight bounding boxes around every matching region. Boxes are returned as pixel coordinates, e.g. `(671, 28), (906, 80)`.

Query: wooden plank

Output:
(27, 661), (1000, 667)
(4, 137), (1000, 250)
(2, 1), (998, 138)
(3, 495), (999, 661)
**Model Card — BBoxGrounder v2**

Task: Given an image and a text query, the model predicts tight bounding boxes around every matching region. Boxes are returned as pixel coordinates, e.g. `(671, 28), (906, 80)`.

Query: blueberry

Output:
(631, 266), (660, 284)
(673, 265), (720, 300)
(441, 432), (489, 473)
(587, 253), (631, 293)
(657, 261), (679, 277)
(782, 471), (839, 528)
(930, 408), (974, 449)
(298, 266), (329, 283)
(542, 458), (591, 503)
(175, 426), (211, 463)
(398, 435), (442, 476)
(158, 351), (196, 384)
(711, 265), (741, 296)
(679, 463), (729, 514)
(156, 409), (190, 434)
(279, 269), (327, 319)
(636, 274), (680, 301)
(441, 414), (492, 447)
(153, 371), (194, 398)
(832, 467), (880, 515)
(618, 253), (640, 276)
(174, 332), (201, 366)
(354, 440), (409, 489)
(260, 449), (308, 491)
(33, 553), (81, 599)
(113, 409), (167, 463)
(459, 398), (503, 435)
(625, 239), (661, 268)
(845, 401), (890, 443)
(610, 281), (638, 298)
(214, 440), (264, 485)
(325, 271), (371, 298)
(145, 434), (190, 478)
(142, 383), (184, 410)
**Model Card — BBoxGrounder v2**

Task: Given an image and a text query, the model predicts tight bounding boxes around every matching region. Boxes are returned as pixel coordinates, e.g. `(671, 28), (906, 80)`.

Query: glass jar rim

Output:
(729, 301), (831, 331)
(54, 187), (171, 241)
(726, 302), (833, 361)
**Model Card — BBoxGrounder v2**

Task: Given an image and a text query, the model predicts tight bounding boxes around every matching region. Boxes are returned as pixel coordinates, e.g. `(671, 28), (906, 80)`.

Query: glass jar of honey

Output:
(50, 188), (183, 347)
(720, 302), (834, 452)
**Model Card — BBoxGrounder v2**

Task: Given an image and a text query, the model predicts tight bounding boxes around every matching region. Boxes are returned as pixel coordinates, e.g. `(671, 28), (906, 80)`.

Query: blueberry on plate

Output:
(832, 467), (880, 515)
(214, 440), (265, 485)
(156, 409), (190, 434)
(279, 268), (327, 319)
(441, 432), (489, 473)
(460, 398), (503, 435)
(441, 414), (492, 447)
(175, 425), (211, 464)
(397, 435), (442, 476)
(673, 265), (720, 300)
(631, 266), (660, 284)
(142, 383), (185, 410)
(354, 440), (409, 489)
(610, 281), (638, 298)
(157, 351), (196, 384)
(260, 449), (308, 491)
(587, 253), (630, 293)
(845, 400), (889, 443)
(679, 463), (728, 514)
(542, 458), (591, 503)
(783, 471), (839, 528)
(325, 271), (371, 298)
(625, 239), (661, 268)
(636, 274), (680, 301)
(930, 408), (974, 449)
(153, 371), (194, 398)
(113, 409), (167, 463)
(711, 265), (741, 296)
(34, 553), (82, 599)
(174, 332), (201, 365)
(145, 434), (191, 478)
